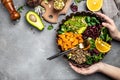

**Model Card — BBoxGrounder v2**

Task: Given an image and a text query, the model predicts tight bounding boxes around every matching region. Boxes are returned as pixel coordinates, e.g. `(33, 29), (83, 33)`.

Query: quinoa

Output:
(68, 48), (90, 64)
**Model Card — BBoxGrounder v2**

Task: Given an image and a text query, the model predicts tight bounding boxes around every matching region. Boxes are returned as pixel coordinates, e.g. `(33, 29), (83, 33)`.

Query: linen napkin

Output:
(114, 0), (120, 10)
(102, 0), (119, 18)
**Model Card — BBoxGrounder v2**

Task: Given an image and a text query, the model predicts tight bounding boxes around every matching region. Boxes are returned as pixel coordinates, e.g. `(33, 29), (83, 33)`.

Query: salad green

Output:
(100, 27), (112, 42)
(85, 16), (100, 26)
(86, 53), (104, 65)
(87, 37), (96, 50)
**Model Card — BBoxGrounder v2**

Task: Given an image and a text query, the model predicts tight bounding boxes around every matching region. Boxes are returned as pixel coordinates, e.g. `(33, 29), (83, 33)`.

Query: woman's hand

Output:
(96, 12), (120, 41)
(69, 62), (103, 75)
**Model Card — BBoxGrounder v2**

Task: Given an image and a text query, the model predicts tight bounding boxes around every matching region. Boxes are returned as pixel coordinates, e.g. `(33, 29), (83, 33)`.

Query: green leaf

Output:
(85, 16), (91, 23)
(86, 53), (104, 65)
(106, 34), (112, 42)
(100, 27), (112, 42)
(91, 22), (96, 26)
(74, 0), (83, 4)
(58, 30), (64, 34)
(61, 25), (67, 31)
(88, 23), (92, 26)
(88, 38), (95, 50)
(86, 56), (93, 65)
(17, 5), (25, 13)
(47, 25), (53, 30)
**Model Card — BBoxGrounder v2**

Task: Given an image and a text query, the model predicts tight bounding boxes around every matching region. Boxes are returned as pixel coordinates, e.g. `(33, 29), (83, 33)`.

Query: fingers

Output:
(69, 63), (81, 73)
(102, 22), (111, 29)
(69, 63), (90, 75)
(96, 12), (113, 24)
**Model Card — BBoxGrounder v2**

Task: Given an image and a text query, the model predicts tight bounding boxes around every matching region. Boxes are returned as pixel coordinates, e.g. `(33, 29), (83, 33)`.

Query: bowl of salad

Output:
(56, 11), (112, 67)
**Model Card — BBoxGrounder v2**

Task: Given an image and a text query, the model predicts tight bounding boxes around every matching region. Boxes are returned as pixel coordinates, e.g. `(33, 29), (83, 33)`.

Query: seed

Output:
(29, 14), (37, 22)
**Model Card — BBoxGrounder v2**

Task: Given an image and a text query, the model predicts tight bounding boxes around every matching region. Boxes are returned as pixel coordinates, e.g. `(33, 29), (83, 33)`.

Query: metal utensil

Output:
(47, 39), (90, 60)
(47, 47), (76, 60)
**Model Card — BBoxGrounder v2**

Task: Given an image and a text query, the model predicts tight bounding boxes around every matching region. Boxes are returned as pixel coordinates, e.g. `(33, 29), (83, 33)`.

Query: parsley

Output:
(47, 25), (53, 30)
(86, 53), (104, 65)
(74, 0), (84, 4)
(17, 5), (25, 13)
(100, 27), (112, 42)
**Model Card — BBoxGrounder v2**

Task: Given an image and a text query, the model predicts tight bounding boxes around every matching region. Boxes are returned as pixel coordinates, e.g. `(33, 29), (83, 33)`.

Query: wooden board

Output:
(41, 0), (72, 23)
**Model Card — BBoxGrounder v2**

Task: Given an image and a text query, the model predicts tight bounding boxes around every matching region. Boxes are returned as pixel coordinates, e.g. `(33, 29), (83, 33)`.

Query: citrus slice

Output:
(87, 0), (103, 11)
(95, 38), (111, 53)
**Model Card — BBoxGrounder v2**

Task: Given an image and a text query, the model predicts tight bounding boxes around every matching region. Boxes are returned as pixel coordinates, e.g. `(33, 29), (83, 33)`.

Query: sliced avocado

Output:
(25, 11), (44, 30)
(77, 26), (87, 34)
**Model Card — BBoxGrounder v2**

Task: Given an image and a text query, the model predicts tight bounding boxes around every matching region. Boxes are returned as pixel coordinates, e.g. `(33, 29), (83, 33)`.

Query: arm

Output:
(99, 62), (120, 80)
(69, 62), (120, 80)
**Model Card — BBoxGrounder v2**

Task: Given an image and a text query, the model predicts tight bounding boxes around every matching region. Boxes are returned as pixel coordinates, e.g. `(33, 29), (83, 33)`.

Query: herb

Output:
(47, 25), (53, 30)
(17, 5), (25, 13)
(74, 0), (84, 4)
(88, 37), (95, 50)
(85, 16), (100, 26)
(58, 30), (64, 34)
(100, 27), (112, 42)
(86, 53), (104, 65)
(58, 25), (70, 34)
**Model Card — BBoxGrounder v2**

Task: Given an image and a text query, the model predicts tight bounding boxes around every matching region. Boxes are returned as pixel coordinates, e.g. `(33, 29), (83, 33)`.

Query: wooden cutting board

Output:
(40, 0), (72, 23)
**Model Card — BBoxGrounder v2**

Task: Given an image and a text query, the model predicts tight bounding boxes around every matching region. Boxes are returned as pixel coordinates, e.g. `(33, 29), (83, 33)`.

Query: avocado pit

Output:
(29, 14), (37, 22)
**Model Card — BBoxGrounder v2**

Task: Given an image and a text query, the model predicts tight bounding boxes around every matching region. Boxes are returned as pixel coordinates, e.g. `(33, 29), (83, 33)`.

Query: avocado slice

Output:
(77, 27), (87, 34)
(25, 11), (44, 30)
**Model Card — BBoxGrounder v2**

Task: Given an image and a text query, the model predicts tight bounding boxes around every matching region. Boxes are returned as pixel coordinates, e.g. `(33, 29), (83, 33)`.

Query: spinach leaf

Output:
(85, 16), (100, 26)
(85, 16), (91, 23)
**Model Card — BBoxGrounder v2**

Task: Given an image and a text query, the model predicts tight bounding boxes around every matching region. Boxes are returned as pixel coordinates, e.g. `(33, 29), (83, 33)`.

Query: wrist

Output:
(114, 31), (120, 41)
(97, 62), (105, 72)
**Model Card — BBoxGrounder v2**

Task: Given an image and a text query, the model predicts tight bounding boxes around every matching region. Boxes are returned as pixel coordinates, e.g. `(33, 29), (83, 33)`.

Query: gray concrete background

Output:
(0, 0), (120, 80)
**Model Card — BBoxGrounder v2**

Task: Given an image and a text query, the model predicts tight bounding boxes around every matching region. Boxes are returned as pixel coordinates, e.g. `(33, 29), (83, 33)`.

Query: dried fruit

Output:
(70, 3), (78, 12)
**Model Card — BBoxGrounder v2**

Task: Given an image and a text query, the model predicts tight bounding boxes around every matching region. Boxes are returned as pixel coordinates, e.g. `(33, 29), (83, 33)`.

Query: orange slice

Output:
(87, 0), (103, 11)
(95, 38), (111, 53)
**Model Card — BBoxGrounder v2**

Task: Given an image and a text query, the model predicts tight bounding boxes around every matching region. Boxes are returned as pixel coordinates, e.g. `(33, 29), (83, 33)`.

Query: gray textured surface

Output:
(0, 0), (120, 80)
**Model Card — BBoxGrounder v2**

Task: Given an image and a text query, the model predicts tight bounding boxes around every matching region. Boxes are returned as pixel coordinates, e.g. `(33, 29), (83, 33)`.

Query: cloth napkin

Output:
(102, 0), (119, 18)
(114, 0), (120, 10)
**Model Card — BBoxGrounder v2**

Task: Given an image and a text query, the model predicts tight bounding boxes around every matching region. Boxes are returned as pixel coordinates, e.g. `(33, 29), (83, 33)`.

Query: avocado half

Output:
(25, 11), (44, 30)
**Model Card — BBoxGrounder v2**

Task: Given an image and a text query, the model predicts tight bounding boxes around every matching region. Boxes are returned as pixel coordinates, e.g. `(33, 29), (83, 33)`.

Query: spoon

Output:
(47, 39), (90, 60)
